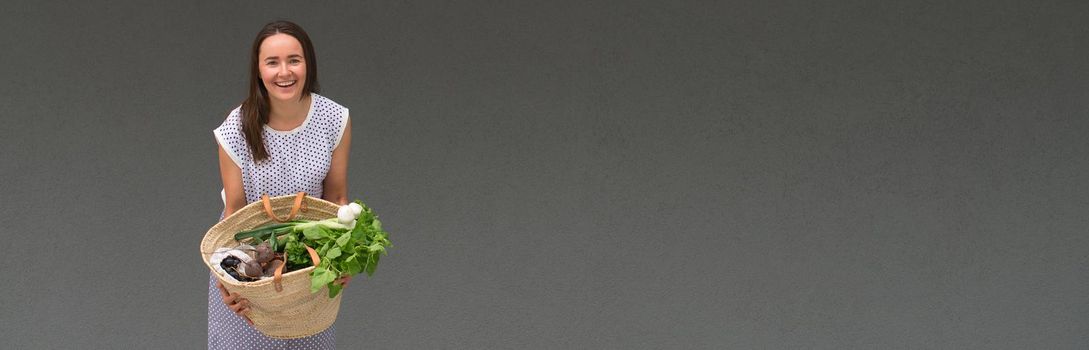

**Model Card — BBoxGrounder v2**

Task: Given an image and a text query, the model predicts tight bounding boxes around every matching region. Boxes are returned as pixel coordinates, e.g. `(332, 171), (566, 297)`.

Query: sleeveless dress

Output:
(208, 94), (349, 349)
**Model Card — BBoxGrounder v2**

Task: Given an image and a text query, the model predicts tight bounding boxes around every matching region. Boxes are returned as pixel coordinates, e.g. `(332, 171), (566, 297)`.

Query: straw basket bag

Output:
(200, 192), (343, 339)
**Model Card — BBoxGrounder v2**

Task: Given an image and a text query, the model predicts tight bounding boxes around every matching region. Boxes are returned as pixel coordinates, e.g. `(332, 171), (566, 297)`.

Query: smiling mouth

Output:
(274, 80), (297, 88)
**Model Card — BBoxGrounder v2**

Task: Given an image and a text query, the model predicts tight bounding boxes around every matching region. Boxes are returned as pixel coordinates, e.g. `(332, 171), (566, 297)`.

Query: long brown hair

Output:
(241, 20), (320, 162)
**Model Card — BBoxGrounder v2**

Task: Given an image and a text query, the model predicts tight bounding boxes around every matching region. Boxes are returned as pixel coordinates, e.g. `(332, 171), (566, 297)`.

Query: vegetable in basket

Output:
(232, 199), (392, 298)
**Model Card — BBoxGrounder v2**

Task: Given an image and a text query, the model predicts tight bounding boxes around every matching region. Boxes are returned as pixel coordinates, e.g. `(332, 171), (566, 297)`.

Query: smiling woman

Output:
(259, 34), (312, 131)
(209, 20), (351, 349)
(239, 21), (322, 162)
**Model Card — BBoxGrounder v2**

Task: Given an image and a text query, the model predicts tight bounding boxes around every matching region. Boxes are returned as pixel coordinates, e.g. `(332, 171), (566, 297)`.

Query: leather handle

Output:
(261, 192), (308, 222)
(273, 258), (286, 293)
(272, 244), (323, 293)
(305, 245), (321, 266)
(261, 192), (318, 293)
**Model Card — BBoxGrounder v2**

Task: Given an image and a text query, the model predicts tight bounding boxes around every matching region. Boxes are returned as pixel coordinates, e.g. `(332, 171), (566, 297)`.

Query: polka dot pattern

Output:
(214, 93), (350, 204)
(209, 93), (349, 349)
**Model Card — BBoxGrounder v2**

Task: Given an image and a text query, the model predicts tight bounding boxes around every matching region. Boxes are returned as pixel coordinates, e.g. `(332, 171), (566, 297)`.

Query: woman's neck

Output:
(268, 94), (312, 122)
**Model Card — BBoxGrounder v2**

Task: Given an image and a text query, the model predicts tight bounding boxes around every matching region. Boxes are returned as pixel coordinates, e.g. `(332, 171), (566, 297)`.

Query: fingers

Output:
(216, 281), (253, 325)
(227, 296), (249, 313)
(220, 291), (251, 314)
(218, 283), (239, 306)
(336, 275), (352, 288)
(220, 289), (237, 304)
(230, 300), (253, 325)
(216, 281), (230, 298)
(226, 295), (253, 325)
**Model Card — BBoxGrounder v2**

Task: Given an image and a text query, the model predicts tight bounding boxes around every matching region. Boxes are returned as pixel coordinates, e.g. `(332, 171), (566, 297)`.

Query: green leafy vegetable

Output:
(236, 199), (393, 298)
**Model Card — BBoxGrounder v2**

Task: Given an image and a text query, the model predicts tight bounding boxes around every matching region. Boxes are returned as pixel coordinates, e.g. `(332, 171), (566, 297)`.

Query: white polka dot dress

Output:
(214, 94), (350, 204)
(209, 93), (349, 349)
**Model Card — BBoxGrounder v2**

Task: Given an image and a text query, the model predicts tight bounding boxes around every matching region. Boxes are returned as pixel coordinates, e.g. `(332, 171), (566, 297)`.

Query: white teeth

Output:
(275, 81), (296, 87)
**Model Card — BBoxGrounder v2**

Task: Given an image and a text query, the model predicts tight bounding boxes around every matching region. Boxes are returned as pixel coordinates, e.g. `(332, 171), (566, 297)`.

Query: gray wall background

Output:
(1, 0), (1087, 349)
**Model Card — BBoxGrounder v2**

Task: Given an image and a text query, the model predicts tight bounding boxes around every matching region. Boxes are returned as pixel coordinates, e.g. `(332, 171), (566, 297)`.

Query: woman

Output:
(209, 20), (351, 349)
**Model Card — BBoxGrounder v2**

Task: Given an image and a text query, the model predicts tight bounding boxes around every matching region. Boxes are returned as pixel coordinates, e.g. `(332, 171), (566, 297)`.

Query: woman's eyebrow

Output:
(264, 54), (304, 61)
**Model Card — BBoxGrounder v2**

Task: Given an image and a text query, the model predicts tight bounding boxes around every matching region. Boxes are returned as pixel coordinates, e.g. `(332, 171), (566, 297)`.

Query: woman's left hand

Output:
(336, 275), (352, 288)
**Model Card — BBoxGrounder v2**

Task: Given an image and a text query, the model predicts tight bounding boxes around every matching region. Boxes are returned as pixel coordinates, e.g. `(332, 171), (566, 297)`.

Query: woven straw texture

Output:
(200, 194), (343, 339)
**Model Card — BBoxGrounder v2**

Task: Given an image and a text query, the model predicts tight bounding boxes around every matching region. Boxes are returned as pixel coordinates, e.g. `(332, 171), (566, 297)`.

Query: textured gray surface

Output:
(1, 1), (1087, 349)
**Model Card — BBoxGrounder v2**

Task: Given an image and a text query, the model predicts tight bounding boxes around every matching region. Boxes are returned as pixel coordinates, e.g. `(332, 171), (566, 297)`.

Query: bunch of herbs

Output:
(247, 199), (392, 298)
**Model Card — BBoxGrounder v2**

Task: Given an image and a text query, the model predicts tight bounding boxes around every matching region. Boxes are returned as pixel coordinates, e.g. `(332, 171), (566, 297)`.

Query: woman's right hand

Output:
(216, 280), (254, 325)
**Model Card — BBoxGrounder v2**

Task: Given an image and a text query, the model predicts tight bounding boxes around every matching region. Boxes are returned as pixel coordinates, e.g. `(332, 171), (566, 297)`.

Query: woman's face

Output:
(258, 33), (307, 103)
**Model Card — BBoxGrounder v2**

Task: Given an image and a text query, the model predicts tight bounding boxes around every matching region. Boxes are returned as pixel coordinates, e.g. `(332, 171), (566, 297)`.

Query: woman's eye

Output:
(290, 59), (301, 65)
(266, 61), (277, 66)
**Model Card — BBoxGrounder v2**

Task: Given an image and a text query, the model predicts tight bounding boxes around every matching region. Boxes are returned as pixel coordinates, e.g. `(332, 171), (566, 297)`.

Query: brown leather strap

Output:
(272, 244), (322, 293)
(272, 258), (286, 292)
(261, 192), (308, 222)
(305, 245), (321, 266)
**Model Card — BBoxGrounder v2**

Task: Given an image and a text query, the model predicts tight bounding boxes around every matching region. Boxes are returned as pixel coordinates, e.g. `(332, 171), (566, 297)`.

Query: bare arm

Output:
(323, 118), (351, 205)
(218, 142), (247, 219)
(215, 140), (254, 320)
